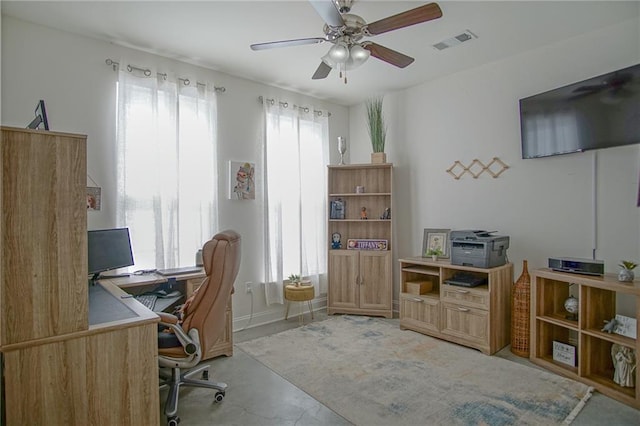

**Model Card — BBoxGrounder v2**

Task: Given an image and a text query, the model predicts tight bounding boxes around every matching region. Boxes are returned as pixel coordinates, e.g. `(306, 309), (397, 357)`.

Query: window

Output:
(116, 70), (218, 269)
(263, 101), (329, 304)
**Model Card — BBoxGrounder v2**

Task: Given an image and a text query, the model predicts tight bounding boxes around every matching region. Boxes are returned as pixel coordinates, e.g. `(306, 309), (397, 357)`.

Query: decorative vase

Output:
(371, 152), (387, 164)
(618, 269), (635, 282)
(337, 137), (347, 165)
(511, 260), (531, 357)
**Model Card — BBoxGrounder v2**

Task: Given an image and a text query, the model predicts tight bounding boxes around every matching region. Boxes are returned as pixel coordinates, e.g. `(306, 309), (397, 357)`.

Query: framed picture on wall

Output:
(229, 161), (255, 200)
(422, 228), (450, 258)
(86, 186), (101, 211)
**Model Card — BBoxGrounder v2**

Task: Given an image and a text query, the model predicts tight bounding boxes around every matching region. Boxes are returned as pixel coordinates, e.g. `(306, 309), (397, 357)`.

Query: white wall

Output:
(1, 15), (349, 328)
(350, 17), (640, 313)
(3, 13), (639, 324)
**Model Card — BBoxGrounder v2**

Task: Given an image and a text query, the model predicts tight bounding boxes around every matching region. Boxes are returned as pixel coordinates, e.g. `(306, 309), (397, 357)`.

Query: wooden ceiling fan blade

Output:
(366, 2), (443, 36)
(312, 62), (332, 80)
(250, 37), (326, 51)
(364, 43), (414, 68)
(309, 0), (344, 28)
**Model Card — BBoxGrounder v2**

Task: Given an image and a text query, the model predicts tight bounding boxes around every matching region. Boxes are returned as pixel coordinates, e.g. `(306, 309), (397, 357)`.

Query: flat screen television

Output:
(87, 228), (134, 281)
(519, 63), (640, 159)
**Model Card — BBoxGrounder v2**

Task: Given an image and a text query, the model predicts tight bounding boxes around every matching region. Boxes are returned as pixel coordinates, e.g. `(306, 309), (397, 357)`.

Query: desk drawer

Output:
(441, 302), (489, 345)
(441, 284), (489, 310)
(400, 293), (440, 332)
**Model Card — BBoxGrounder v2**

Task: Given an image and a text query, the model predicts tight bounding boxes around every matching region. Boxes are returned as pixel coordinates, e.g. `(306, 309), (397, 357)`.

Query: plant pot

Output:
(431, 255), (437, 261)
(371, 152), (387, 164)
(618, 269), (635, 282)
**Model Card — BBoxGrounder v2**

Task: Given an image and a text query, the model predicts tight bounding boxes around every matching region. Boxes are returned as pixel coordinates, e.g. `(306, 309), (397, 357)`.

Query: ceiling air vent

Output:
(433, 30), (478, 51)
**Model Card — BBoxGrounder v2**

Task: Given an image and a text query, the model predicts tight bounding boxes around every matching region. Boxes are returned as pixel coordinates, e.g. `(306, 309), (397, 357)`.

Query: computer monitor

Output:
(26, 100), (49, 131)
(88, 228), (134, 281)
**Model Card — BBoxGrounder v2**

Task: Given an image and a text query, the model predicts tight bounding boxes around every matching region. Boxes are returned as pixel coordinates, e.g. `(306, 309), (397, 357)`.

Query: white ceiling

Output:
(2, 1), (639, 106)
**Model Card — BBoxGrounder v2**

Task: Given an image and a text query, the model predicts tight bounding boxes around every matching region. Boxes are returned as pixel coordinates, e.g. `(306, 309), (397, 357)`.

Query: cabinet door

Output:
(400, 294), (440, 332)
(329, 250), (359, 309)
(359, 251), (392, 311)
(441, 302), (489, 345)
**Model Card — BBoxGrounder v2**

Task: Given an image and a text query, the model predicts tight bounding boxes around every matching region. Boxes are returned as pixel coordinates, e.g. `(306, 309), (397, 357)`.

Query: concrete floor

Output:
(160, 310), (640, 425)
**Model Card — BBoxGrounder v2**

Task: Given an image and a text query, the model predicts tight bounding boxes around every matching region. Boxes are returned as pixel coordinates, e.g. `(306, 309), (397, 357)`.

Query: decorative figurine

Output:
(611, 344), (636, 387)
(360, 207), (368, 220)
(602, 318), (618, 333)
(331, 232), (342, 249)
(380, 207), (391, 220)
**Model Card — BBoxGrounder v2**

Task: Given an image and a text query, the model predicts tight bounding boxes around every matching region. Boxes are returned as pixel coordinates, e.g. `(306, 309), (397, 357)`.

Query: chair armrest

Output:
(158, 312), (179, 324)
(159, 314), (199, 356)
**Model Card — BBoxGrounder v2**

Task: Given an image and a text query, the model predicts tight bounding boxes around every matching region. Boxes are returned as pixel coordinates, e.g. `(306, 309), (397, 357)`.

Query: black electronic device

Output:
(26, 100), (49, 131)
(444, 273), (487, 288)
(87, 228), (135, 281)
(519, 63), (640, 159)
(548, 257), (604, 276)
(135, 294), (157, 310)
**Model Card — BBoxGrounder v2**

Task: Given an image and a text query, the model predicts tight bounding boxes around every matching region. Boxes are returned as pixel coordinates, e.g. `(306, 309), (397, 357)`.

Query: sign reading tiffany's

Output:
(347, 239), (388, 250)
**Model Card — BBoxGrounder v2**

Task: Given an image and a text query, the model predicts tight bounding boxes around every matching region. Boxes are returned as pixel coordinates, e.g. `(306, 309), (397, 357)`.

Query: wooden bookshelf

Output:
(531, 268), (640, 408)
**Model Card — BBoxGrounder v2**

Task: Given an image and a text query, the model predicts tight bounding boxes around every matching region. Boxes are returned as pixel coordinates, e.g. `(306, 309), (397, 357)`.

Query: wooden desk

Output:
(101, 270), (234, 360)
(2, 281), (160, 425)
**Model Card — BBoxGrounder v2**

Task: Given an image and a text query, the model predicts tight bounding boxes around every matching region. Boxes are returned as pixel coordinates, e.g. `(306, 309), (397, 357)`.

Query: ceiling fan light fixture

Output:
(350, 44), (370, 61)
(345, 44), (370, 70)
(321, 53), (337, 68)
(327, 41), (350, 63)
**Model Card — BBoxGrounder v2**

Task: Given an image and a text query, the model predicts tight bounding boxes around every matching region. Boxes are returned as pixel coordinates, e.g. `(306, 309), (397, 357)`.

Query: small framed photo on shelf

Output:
(330, 198), (345, 219)
(552, 340), (577, 367)
(422, 228), (450, 259)
(613, 315), (637, 339)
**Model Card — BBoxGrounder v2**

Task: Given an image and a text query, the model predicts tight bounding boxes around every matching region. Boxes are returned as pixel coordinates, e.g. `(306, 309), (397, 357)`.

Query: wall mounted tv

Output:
(519, 63), (639, 159)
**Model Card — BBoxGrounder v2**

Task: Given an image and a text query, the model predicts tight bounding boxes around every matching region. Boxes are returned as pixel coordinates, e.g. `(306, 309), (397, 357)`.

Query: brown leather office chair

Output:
(157, 230), (241, 426)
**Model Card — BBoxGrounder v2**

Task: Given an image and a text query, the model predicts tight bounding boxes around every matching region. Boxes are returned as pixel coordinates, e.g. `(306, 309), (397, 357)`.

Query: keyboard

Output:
(156, 266), (202, 276)
(135, 294), (157, 310)
(444, 273), (487, 288)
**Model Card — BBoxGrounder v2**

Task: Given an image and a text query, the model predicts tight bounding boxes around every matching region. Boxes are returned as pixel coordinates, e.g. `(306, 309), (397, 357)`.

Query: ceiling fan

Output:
(250, 0), (443, 83)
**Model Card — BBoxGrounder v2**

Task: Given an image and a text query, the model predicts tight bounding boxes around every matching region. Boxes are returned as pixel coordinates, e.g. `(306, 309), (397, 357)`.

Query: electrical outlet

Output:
(245, 282), (252, 294)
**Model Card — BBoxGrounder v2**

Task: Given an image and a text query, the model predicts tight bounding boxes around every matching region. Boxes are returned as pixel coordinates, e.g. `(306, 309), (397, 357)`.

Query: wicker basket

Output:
(511, 260), (531, 357)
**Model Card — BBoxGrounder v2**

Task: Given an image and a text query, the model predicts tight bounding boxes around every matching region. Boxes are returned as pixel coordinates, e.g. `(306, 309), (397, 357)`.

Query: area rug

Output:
(237, 315), (593, 425)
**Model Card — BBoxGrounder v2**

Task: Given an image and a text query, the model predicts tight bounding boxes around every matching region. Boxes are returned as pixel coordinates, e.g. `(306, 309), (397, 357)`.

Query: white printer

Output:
(450, 230), (510, 268)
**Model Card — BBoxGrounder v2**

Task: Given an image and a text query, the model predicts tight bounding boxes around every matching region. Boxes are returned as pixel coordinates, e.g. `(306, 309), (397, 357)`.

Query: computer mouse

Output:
(166, 290), (182, 298)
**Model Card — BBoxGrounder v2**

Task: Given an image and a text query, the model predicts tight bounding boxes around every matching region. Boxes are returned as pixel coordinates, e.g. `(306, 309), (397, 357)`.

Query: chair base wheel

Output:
(167, 416), (180, 426)
(214, 391), (225, 403)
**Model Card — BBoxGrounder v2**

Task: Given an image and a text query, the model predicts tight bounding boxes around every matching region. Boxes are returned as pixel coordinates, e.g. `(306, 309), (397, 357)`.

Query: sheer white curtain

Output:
(116, 67), (218, 270)
(262, 99), (329, 305)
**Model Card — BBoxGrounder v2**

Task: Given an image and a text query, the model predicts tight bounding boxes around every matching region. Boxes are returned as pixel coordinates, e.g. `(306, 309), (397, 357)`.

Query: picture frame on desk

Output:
(422, 228), (450, 259)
